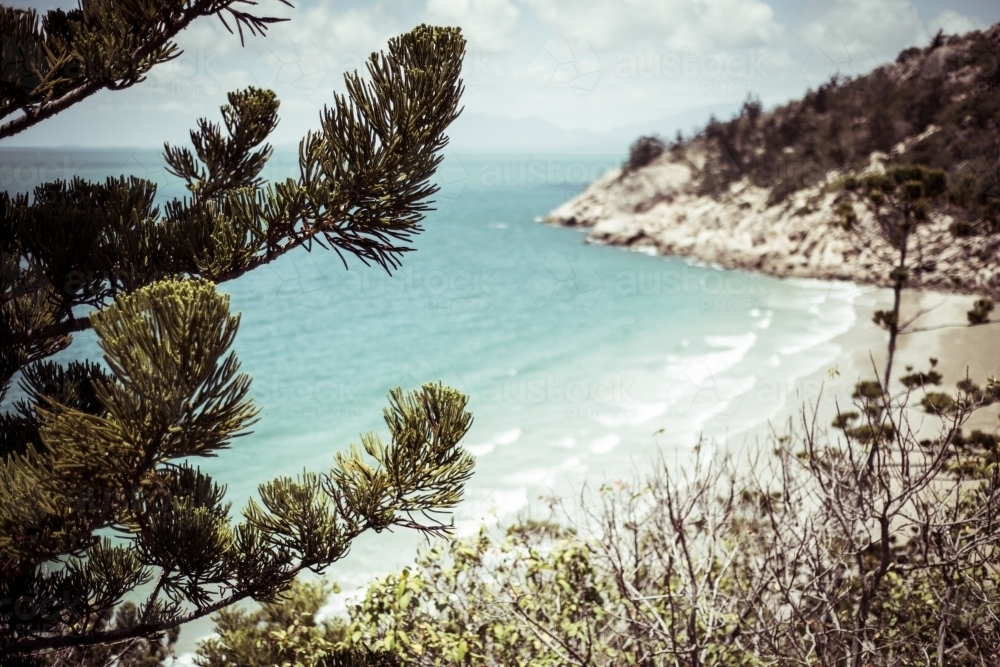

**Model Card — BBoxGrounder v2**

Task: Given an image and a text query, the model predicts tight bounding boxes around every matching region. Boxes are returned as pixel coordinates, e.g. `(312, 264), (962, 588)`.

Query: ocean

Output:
(2, 147), (884, 654)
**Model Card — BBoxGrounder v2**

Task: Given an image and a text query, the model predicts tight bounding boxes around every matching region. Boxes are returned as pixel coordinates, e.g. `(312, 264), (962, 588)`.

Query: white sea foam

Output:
(777, 307), (856, 355)
(705, 332), (757, 349)
(552, 436), (577, 448)
(503, 468), (558, 487)
(455, 487), (529, 535)
(655, 282), (871, 447)
(683, 374), (758, 434)
(467, 427), (523, 456)
(666, 332), (757, 388)
(708, 283), (870, 444)
(559, 456), (584, 472)
(663, 352), (756, 427)
(596, 401), (668, 426)
(590, 433), (621, 453)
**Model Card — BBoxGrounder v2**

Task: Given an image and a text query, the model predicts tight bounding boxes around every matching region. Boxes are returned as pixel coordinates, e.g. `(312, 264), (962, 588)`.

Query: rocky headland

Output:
(544, 24), (1000, 298)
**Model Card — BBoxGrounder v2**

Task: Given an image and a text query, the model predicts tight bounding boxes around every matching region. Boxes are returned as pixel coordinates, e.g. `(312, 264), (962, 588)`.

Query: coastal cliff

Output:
(545, 24), (1000, 297)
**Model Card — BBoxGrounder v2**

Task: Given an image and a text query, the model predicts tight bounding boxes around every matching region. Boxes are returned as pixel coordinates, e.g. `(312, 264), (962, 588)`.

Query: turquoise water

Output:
(3, 148), (872, 651)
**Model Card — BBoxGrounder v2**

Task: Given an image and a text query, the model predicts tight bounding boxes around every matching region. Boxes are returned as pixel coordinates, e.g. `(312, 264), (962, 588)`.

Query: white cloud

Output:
(287, 4), (402, 62)
(19, 0), (999, 147)
(520, 0), (783, 53)
(146, 2), (404, 112)
(927, 10), (988, 37)
(425, 0), (521, 52)
(800, 0), (926, 62)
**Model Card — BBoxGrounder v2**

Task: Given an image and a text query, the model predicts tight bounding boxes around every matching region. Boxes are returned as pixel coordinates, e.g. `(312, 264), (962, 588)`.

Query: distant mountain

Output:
(446, 104), (741, 153)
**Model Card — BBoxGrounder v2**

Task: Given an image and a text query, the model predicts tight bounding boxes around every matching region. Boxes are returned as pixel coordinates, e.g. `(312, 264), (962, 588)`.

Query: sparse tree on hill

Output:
(836, 164), (998, 388)
(0, 2), (472, 665)
(624, 135), (665, 172)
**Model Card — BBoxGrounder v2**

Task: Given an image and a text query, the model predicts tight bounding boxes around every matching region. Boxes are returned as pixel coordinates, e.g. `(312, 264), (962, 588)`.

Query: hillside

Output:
(545, 25), (1000, 297)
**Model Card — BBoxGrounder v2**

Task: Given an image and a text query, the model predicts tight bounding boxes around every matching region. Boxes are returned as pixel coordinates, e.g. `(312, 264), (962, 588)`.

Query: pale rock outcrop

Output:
(543, 129), (1000, 297)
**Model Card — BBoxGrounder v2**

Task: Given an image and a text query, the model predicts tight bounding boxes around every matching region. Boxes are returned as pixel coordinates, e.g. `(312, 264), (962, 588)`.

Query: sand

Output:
(726, 285), (1000, 454)
(895, 290), (1000, 433)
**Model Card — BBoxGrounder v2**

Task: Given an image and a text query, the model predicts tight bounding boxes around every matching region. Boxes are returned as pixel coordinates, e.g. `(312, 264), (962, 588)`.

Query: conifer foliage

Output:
(0, 1), (471, 663)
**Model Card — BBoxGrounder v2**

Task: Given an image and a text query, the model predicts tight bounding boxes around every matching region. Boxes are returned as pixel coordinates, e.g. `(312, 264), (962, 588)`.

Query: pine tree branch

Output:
(0, 586), (260, 657)
(211, 215), (337, 283)
(1, 79), (105, 141)
(1, 512), (388, 657)
(6, 203), (405, 348)
(2, 23), (467, 660)
(6, 215), (334, 347)
(6, 314), (91, 348)
(0, 0), (287, 140)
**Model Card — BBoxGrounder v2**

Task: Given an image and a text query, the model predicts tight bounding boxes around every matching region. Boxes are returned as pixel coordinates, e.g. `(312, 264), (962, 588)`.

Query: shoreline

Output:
(717, 285), (1000, 455)
(544, 139), (1000, 302)
(541, 144), (1000, 446)
(714, 281), (888, 452)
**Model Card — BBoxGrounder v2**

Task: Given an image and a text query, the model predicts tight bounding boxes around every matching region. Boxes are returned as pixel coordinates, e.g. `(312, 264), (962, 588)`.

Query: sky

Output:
(6, 0), (1000, 148)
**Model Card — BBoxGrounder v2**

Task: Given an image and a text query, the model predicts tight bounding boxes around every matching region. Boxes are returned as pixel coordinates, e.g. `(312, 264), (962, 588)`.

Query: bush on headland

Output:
(625, 136), (667, 173)
(686, 24), (1000, 213)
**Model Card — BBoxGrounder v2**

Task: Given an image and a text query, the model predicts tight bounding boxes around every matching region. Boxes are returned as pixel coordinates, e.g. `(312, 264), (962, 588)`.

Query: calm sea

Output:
(2, 147), (878, 655)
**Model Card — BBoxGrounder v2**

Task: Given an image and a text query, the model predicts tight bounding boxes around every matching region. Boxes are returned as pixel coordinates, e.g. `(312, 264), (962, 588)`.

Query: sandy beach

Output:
(896, 290), (1000, 433)
(724, 285), (1000, 454)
